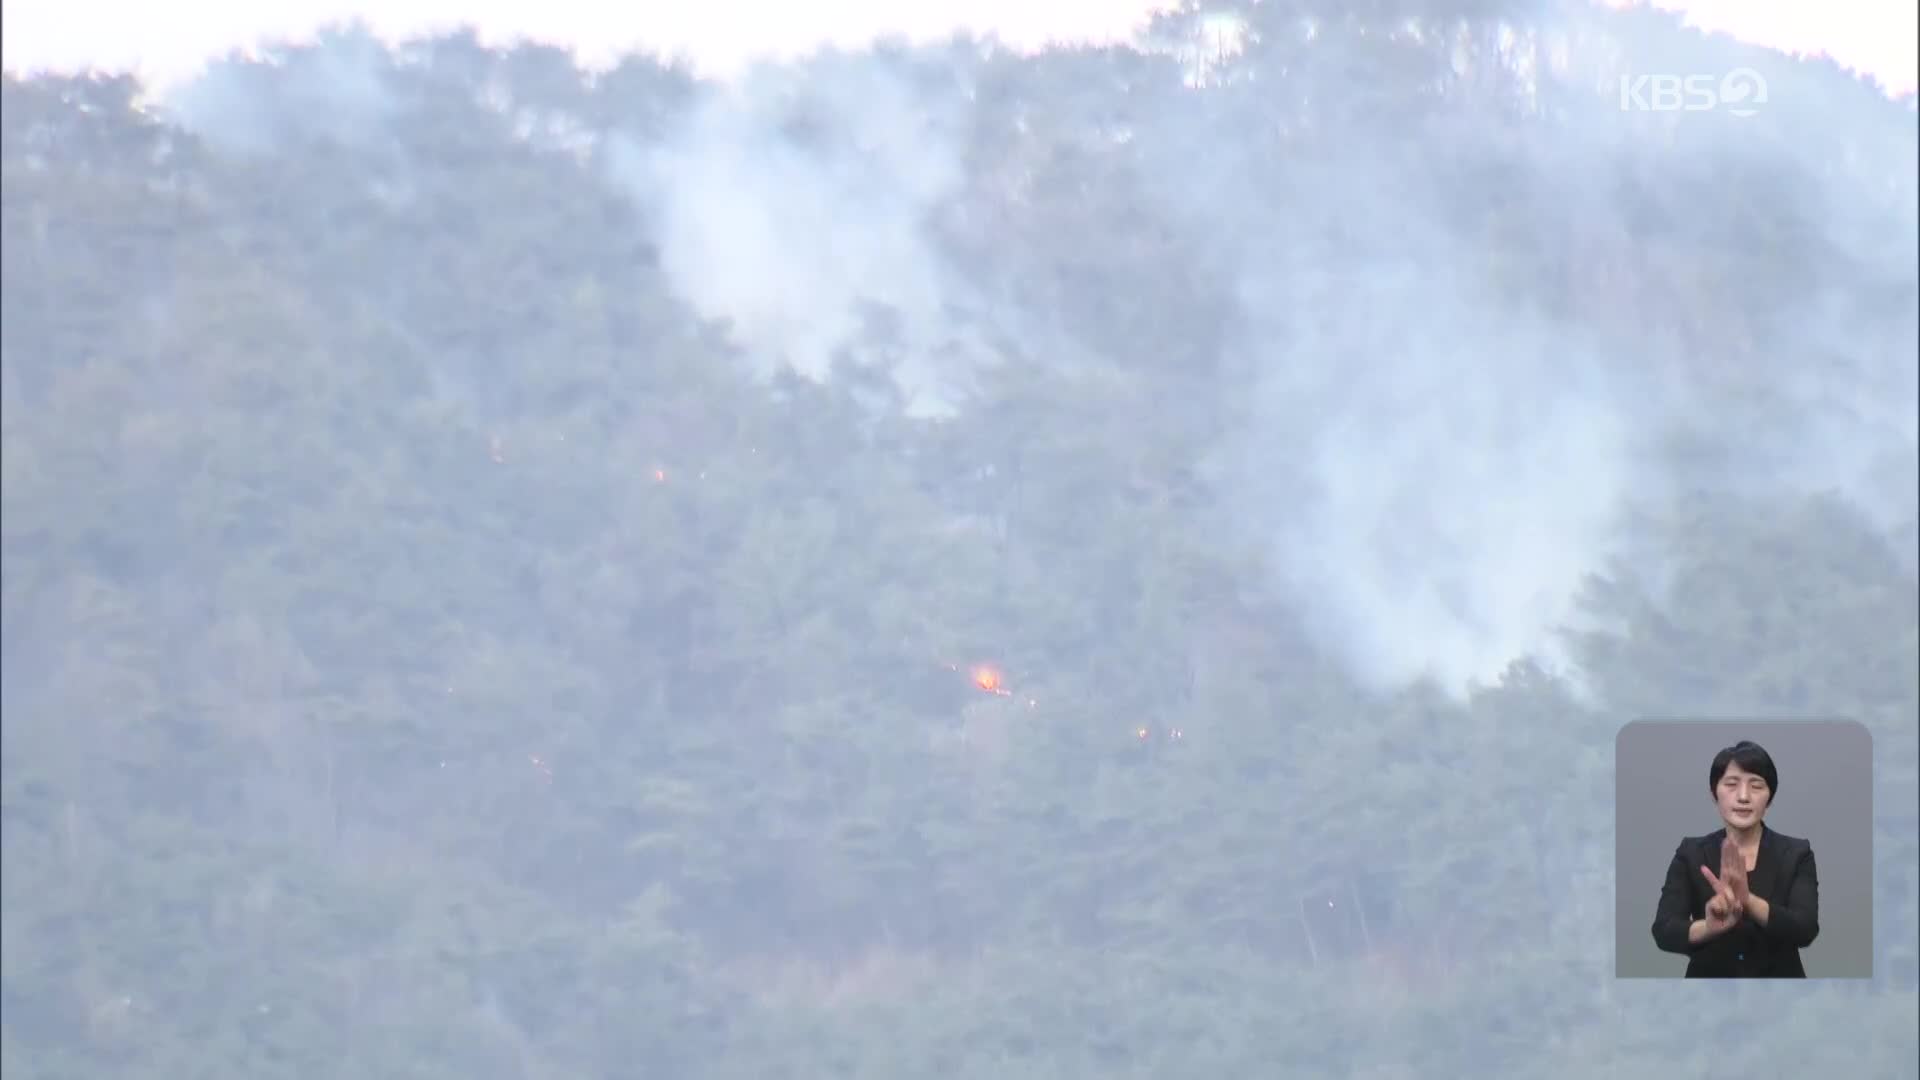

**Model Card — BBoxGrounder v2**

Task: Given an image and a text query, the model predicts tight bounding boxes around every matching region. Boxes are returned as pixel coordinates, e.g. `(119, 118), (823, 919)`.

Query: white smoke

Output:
(606, 52), (996, 418)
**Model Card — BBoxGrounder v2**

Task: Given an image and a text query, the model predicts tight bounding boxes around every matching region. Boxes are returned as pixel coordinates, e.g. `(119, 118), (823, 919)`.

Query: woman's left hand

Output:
(1719, 837), (1751, 912)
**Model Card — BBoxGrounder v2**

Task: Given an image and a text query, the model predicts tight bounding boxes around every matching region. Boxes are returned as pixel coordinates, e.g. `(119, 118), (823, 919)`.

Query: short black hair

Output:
(1709, 740), (1780, 801)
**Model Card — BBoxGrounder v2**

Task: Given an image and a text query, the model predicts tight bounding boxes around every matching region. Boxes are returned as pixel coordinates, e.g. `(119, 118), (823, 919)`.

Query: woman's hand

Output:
(1698, 865), (1744, 938)
(1719, 837), (1751, 913)
(1704, 890), (1738, 924)
(1688, 896), (1741, 944)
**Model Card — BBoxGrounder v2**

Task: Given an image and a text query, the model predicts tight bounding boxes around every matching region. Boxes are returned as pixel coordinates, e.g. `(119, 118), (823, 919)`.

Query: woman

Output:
(1650, 739), (1820, 977)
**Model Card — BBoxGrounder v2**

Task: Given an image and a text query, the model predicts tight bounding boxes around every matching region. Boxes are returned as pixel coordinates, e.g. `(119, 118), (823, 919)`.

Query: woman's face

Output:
(1714, 761), (1772, 830)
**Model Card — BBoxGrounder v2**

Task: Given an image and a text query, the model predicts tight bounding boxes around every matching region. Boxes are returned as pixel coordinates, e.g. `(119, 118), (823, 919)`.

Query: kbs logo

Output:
(1618, 68), (1768, 118)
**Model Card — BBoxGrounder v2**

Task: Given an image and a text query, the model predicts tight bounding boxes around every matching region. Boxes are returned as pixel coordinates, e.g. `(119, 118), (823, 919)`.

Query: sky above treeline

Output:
(3, 0), (1916, 97)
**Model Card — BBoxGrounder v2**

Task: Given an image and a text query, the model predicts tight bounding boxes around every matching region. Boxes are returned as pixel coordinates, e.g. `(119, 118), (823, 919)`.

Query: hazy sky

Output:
(2, 0), (1915, 95)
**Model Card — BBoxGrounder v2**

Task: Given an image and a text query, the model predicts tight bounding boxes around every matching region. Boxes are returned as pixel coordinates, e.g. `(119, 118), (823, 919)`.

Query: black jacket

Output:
(1651, 825), (1819, 978)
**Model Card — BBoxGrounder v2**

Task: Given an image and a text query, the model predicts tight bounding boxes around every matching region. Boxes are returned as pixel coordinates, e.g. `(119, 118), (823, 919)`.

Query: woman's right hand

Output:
(1704, 891), (1739, 926)
(1697, 866), (1743, 937)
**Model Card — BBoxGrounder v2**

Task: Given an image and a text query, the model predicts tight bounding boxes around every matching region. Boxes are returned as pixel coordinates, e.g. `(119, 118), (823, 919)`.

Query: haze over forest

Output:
(2, 0), (1916, 1076)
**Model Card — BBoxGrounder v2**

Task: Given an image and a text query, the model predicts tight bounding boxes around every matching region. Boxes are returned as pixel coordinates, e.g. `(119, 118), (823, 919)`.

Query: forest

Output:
(2, 0), (1917, 1076)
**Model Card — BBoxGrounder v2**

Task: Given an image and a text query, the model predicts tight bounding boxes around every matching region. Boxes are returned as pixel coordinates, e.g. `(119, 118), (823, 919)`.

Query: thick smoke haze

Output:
(152, 12), (1916, 698)
(1207, 268), (1648, 695)
(165, 25), (400, 158)
(1181, 47), (1916, 693)
(605, 52), (997, 418)
(7, 11), (1919, 1076)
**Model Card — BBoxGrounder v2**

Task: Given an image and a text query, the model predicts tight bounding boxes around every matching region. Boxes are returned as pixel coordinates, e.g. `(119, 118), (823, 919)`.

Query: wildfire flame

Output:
(971, 666), (1010, 695)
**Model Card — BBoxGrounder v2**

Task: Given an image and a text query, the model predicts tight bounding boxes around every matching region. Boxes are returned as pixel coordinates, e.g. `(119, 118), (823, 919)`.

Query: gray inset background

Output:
(1614, 718), (1874, 978)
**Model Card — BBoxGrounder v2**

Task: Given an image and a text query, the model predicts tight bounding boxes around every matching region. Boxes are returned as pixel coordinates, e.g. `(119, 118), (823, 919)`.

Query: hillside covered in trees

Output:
(3, 0), (1917, 1076)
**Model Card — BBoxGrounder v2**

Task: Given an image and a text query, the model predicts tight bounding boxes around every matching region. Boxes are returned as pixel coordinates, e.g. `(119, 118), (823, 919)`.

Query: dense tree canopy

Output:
(3, 4), (1916, 1077)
